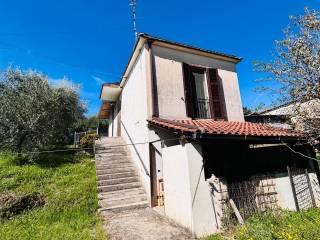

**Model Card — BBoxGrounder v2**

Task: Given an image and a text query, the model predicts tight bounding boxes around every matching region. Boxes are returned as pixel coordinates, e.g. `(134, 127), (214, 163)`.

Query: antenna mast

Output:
(129, 0), (138, 40)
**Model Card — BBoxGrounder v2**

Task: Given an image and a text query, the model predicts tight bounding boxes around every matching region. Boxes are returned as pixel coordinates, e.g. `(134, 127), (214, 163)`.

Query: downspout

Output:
(147, 40), (158, 117)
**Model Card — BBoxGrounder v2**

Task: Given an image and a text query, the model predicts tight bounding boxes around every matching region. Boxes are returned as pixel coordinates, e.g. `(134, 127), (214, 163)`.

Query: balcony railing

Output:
(195, 99), (211, 119)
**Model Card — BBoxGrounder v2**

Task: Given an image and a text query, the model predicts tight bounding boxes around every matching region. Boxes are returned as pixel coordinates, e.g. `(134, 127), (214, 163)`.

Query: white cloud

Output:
(92, 75), (104, 85)
(48, 76), (80, 91)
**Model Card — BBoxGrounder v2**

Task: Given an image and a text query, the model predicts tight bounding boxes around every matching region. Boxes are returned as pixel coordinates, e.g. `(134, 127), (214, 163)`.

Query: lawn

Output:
(204, 208), (320, 240)
(0, 152), (106, 240)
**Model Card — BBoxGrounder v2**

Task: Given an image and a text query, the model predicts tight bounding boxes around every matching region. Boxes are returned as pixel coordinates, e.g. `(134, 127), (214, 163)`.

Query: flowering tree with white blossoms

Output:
(255, 7), (320, 148)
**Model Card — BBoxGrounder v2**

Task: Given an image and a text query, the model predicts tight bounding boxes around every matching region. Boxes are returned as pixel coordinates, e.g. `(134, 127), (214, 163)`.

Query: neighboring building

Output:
(246, 99), (320, 130)
(98, 33), (320, 237)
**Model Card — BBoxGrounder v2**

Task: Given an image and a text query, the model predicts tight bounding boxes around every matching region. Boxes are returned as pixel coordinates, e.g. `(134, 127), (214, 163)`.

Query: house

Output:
(98, 33), (320, 237)
(245, 99), (320, 130)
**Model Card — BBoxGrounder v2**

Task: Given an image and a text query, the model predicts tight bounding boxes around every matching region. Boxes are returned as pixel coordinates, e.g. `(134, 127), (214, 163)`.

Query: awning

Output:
(98, 102), (113, 119)
(100, 83), (122, 102)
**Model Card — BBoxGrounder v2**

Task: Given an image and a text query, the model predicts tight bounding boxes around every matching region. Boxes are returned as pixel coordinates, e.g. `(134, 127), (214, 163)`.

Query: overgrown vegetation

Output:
(0, 67), (85, 153)
(0, 152), (106, 240)
(204, 208), (320, 240)
(80, 133), (99, 149)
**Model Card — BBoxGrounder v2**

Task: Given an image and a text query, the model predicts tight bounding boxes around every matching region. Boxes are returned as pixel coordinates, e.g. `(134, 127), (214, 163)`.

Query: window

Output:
(182, 63), (225, 119)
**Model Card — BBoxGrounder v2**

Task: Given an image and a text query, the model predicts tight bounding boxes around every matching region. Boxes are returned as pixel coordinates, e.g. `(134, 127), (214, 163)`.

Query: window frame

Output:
(182, 62), (226, 120)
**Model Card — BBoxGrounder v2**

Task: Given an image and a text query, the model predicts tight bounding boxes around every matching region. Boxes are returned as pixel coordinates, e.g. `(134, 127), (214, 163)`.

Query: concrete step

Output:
(95, 157), (131, 163)
(98, 201), (149, 213)
(98, 187), (145, 200)
(95, 147), (128, 154)
(96, 167), (135, 175)
(95, 154), (131, 160)
(95, 157), (131, 165)
(97, 176), (139, 186)
(97, 172), (137, 181)
(95, 163), (133, 170)
(95, 152), (128, 157)
(95, 161), (131, 170)
(99, 194), (148, 207)
(98, 181), (141, 192)
(95, 146), (128, 153)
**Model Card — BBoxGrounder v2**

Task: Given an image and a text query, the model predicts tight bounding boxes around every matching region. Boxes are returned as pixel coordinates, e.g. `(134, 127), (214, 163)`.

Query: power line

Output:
(281, 141), (319, 161)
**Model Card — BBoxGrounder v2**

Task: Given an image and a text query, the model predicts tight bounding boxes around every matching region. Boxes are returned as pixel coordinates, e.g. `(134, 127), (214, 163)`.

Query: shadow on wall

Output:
(120, 121), (150, 177)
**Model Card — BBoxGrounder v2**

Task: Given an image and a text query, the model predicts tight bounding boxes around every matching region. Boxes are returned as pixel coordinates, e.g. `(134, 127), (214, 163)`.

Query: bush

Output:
(79, 133), (98, 149)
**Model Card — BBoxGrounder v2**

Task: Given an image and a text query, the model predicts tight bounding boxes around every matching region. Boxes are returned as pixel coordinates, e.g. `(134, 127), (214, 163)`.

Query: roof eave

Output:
(120, 33), (243, 87)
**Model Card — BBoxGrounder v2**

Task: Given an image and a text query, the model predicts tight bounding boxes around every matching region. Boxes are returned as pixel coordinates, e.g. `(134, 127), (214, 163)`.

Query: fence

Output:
(209, 174), (279, 228)
(73, 129), (98, 148)
(287, 166), (316, 211)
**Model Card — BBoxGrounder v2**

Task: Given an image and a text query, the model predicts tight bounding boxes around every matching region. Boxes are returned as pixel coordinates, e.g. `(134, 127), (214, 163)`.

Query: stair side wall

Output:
(119, 45), (152, 202)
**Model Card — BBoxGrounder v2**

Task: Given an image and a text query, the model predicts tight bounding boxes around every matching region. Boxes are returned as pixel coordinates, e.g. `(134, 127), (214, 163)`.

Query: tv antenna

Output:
(129, 0), (138, 40)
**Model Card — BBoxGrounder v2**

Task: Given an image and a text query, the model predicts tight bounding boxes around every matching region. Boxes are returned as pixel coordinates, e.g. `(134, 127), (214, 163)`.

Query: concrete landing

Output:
(101, 208), (196, 240)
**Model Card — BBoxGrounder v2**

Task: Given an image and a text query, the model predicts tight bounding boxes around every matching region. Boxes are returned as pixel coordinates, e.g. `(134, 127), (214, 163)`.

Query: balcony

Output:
(195, 99), (211, 119)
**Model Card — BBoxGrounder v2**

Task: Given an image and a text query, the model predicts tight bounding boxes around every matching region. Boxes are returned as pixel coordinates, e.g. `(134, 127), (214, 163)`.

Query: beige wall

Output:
(218, 69), (244, 121)
(153, 55), (187, 119)
(152, 45), (244, 121)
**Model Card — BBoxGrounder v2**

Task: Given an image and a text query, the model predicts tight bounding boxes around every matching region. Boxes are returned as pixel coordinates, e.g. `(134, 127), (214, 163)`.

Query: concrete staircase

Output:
(95, 137), (149, 212)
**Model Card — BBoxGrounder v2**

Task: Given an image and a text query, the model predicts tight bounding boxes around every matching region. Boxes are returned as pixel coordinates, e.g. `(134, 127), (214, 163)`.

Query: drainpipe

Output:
(147, 40), (158, 117)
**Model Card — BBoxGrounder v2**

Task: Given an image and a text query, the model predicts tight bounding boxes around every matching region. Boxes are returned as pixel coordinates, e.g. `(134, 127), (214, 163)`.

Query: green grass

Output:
(0, 152), (106, 240)
(204, 208), (320, 240)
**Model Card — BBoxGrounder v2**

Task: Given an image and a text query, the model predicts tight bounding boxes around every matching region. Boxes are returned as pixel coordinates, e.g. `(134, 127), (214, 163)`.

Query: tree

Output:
(0, 68), (85, 152)
(254, 7), (320, 146)
(73, 116), (99, 133)
(243, 107), (253, 116)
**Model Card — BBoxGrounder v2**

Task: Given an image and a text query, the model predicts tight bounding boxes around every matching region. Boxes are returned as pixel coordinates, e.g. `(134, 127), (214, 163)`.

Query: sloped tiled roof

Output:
(148, 117), (304, 138)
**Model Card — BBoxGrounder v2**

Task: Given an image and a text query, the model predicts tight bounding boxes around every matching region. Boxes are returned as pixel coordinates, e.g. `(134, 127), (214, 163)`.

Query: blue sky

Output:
(0, 1), (318, 116)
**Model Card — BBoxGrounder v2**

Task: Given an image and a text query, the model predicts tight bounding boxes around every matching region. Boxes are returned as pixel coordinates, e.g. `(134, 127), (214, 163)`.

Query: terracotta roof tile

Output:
(148, 117), (304, 138)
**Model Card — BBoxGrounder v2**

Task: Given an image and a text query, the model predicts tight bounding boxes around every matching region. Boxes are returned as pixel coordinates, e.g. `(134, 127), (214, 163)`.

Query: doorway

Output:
(150, 144), (164, 207)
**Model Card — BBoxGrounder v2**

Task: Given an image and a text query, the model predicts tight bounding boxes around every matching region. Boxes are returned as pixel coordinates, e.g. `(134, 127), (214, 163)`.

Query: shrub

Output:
(79, 133), (98, 149)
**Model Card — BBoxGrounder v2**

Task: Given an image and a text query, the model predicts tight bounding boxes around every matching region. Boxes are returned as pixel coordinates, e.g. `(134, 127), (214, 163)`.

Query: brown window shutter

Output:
(207, 68), (225, 119)
(182, 62), (194, 118)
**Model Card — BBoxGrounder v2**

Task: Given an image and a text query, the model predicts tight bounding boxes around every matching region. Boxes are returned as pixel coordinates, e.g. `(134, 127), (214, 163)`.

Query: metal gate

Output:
(287, 166), (316, 211)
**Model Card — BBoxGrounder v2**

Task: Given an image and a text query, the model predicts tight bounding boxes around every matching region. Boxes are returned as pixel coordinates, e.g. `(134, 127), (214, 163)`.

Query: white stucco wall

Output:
(162, 142), (218, 237)
(120, 45), (152, 199)
(108, 115), (113, 137)
(152, 45), (244, 121)
(273, 173), (297, 211)
(162, 143), (194, 229)
(186, 143), (218, 236)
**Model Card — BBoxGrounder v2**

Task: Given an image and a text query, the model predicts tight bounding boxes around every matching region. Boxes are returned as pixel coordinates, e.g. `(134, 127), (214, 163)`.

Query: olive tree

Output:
(0, 68), (85, 152)
(255, 7), (320, 147)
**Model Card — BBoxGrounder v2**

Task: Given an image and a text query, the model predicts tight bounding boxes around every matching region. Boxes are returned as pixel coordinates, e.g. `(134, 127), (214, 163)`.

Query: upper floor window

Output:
(182, 63), (225, 119)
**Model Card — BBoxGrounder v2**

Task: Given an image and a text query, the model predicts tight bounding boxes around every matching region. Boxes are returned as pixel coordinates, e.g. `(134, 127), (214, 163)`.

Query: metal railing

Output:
(195, 98), (211, 119)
